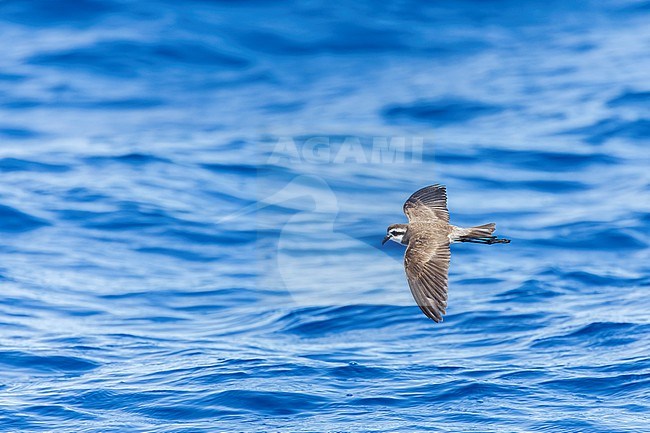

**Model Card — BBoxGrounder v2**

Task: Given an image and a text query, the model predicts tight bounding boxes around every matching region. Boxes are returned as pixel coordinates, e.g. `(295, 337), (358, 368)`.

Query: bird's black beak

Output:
(382, 235), (390, 245)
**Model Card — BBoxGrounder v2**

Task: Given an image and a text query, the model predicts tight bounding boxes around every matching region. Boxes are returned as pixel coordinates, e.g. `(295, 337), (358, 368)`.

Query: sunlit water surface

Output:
(0, 1), (649, 431)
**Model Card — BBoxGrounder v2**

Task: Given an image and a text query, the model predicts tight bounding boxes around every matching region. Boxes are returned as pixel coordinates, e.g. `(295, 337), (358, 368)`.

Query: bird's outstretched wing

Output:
(403, 184), (449, 222)
(404, 232), (450, 322)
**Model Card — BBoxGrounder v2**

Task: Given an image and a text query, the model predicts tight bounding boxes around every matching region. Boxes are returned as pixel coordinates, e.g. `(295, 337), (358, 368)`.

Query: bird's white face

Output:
(383, 226), (407, 245)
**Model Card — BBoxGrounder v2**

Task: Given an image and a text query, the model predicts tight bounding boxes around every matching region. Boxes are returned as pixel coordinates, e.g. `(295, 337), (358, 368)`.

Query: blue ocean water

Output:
(1, 0), (649, 431)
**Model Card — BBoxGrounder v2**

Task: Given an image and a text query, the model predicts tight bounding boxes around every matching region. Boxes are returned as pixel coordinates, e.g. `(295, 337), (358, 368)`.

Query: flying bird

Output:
(382, 184), (510, 322)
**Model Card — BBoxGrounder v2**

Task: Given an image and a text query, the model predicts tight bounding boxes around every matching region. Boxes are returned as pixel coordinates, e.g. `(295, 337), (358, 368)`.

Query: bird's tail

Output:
(457, 223), (510, 244)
